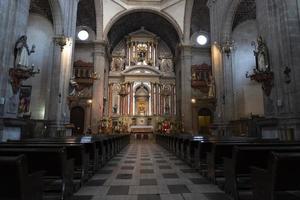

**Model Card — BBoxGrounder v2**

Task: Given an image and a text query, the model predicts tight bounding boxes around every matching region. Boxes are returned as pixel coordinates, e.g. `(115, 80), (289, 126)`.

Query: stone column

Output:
(156, 84), (159, 115)
(171, 84), (175, 116)
(108, 83), (113, 117)
(151, 83), (154, 115)
(180, 45), (193, 133)
(223, 53), (235, 121)
(211, 44), (224, 122)
(130, 82), (133, 116)
(92, 41), (107, 133)
(47, 41), (64, 135)
(46, 0), (79, 136)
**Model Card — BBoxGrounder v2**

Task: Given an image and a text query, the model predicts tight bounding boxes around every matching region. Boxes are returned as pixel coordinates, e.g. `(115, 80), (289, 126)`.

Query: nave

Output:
(73, 142), (229, 200)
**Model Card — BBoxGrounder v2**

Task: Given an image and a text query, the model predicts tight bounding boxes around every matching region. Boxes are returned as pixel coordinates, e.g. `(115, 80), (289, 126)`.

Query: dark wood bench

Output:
(0, 147), (74, 200)
(252, 152), (300, 200)
(223, 145), (300, 200)
(20, 137), (99, 173)
(1, 142), (89, 186)
(205, 138), (280, 183)
(0, 155), (44, 200)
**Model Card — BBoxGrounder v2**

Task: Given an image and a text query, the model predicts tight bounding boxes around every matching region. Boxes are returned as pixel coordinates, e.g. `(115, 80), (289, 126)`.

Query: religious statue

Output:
(253, 36), (270, 72)
(69, 77), (79, 96)
(138, 102), (145, 114)
(161, 58), (173, 72)
(162, 120), (170, 134)
(14, 35), (35, 69)
(113, 104), (118, 114)
(111, 57), (124, 72)
(207, 76), (216, 98)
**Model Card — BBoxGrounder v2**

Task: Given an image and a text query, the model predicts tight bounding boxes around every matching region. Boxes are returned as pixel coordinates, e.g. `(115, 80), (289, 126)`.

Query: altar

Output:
(130, 125), (153, 139)
(105, 27), (177, 135)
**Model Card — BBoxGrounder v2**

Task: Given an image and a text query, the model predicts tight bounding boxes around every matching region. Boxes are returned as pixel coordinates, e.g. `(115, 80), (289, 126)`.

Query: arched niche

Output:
(70, 106), (85, 135)
(198, 108), (213, 134)
(135, 84), (150, 116)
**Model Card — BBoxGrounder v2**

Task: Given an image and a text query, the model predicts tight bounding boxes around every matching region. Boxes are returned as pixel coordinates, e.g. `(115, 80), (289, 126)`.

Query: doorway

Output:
(198, 108), (213, 134)
(70, 106), (85, 135)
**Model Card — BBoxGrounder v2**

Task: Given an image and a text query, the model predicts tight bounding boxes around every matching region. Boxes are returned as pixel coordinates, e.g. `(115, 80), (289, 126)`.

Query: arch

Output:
(197, 107), (213, 134)
(221, 0), (284, 41)
(104, 9), (182, 55)
(221, 0), (243, 41)
(104, 8), (182, 41)
(48, 0), (64, 34)
(183, 0), (194, 43)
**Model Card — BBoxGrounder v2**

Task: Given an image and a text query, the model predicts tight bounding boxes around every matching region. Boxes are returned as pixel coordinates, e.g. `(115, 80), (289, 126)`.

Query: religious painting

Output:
(18, 85), (32, 117)
(191, 63), (212, 93)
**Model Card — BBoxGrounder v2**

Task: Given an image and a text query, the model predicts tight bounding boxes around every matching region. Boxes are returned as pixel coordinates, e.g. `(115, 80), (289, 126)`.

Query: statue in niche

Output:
(253, 36), (270, 72)
(113, 104), (118, 114)
(14, 35), (35, 69)
(111, 57), (124, 71)
(69, 77), (79, 96)
(207, 76), (216, 98)
(161, 59), (173, 72)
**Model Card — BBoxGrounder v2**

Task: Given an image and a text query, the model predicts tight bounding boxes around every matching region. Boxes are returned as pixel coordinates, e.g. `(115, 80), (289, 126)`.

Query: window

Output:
(196, 35), (208, 46)
(78, 30), (89, 41)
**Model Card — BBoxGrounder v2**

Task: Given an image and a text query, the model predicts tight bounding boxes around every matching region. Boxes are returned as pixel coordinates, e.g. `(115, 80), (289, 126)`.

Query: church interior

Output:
(1, 0), (300, 199)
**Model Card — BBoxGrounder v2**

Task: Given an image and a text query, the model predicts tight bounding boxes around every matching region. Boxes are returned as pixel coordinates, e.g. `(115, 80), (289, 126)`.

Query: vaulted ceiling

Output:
(190, 0), (210, 36)
(77, 0), (96, 32)
(29, 0), (53, 22)
(232, 0), (256, 30)
(107, 12), (180, 55)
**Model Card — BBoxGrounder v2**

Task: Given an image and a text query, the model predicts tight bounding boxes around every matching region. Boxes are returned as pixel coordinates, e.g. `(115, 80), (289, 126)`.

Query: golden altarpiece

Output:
(105, 28), (176, 134)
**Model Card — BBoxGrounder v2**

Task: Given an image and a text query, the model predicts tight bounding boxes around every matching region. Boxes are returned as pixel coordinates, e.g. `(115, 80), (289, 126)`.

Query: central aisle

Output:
(73, 141), (230, 200)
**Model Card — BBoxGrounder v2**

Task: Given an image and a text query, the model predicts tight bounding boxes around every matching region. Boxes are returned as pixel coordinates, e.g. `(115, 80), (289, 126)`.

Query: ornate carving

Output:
(68, 60), (95, 106)
(111, 57), (125, 72)
(246, 36), (273, 96)
(191, 63), (212, 93)
(246, 70), (274, 96)
(9, 67), (40, 94)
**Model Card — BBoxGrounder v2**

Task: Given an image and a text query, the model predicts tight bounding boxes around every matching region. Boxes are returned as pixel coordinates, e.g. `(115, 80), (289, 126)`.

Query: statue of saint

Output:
(111, 58), (122, 71)
(161, 59), (173, 72)
(69, 77), (79, 96)
(207, 76), (216, 98)
(14, 35), (35, 69)
(254, 36), (270, 72)
(113, 104), (118, 114)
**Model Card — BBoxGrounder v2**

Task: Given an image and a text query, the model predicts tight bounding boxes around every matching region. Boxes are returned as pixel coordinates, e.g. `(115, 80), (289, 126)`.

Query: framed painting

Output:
(18, 85), (32, 117)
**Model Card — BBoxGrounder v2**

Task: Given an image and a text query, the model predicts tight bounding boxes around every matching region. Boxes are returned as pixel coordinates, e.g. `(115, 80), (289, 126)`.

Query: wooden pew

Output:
(252, 152), (300, 200)
(197, 137), (258, 178)
(224, 145), (300, 200)
(21, 137), (99, 173)
(0, 155), (44, 200)
(1, 143), (89, 186)
(0, 147), (74, 200)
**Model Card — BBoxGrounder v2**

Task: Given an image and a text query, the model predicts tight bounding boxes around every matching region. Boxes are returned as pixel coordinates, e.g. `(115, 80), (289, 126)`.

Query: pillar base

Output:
(46, 121), (72, 137)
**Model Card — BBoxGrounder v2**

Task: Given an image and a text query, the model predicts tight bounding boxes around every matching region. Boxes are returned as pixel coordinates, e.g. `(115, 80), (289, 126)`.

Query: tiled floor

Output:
(73, 141), (231, 200)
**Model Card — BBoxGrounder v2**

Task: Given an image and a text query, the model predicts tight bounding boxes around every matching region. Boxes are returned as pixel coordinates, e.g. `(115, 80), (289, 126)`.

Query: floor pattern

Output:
(73, 142), (231, 200)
